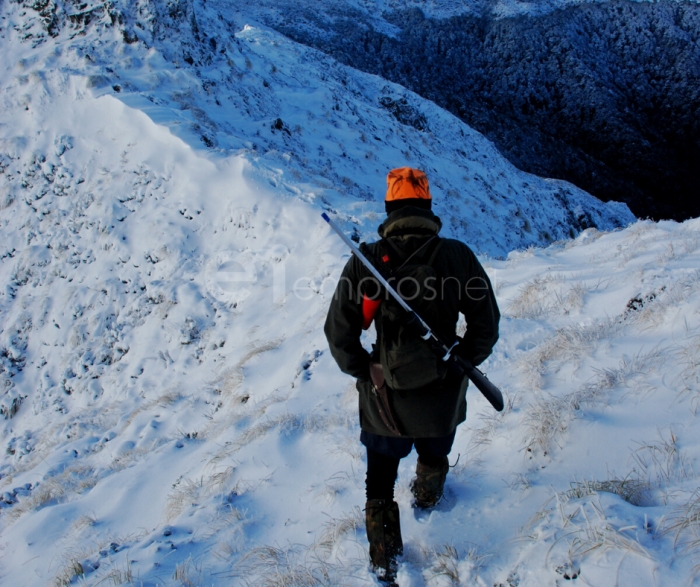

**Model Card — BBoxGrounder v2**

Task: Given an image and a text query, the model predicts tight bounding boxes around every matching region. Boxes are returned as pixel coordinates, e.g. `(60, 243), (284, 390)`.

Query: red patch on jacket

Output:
(361, 294), (382, 330)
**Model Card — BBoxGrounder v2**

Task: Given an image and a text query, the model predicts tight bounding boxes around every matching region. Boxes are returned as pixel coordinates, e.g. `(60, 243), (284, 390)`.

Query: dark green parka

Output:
(324, 207), (500, 438)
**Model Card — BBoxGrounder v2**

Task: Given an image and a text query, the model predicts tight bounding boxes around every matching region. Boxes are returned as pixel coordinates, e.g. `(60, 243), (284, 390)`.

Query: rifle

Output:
(322, 212), (504, 412)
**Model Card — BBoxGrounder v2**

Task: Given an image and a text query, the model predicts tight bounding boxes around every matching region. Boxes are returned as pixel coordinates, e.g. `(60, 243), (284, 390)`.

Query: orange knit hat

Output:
(385, 167), (432, 203)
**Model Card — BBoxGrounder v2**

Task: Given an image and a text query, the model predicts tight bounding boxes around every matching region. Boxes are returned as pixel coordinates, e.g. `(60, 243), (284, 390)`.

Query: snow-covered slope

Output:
(1, 98), (698, 584)
(1, 0), (632, 259)
(246, 0), (700, 222)
(9, 2), (700, 587)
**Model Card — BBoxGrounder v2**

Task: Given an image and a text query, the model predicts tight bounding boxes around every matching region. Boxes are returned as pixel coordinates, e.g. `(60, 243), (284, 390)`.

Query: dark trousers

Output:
(361, 430), (456, 501)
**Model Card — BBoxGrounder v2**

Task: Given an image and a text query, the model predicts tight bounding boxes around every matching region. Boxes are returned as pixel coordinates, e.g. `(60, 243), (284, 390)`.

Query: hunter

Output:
(324, 167), (500, 582)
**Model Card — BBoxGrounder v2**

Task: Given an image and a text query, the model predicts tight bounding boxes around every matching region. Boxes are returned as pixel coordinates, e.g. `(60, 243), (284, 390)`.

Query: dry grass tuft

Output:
(506, 473), (533, 492)
(71, 513), (98, 533)
(94, 559), (134, 586)
(209, 338), (283, 400)
(207, 506), (248, 551)
(657, 489), (700, 577)
(523, 393), (569, 455)
(52, 541), (137, 587)
(554, 497), (651, 561)
(54, 557), (85, 587)
(234, 544), (344, 587)
(119, 388), (184, 432)
(522, 496), (651, 583)
(630, 272), (700, 328)
(8, 464), (97, 522)
(164, 477), (206, 522)
(505, 274), (589, 320)
(566, 519), (650, 561)
(630, 429), (696, 487)
(673, 332), (700, 413)
(420, 543), (486, 586)
(316, 507), (363, 555)
(563, 476), (650, 507)
(173, 555), (201, 587)
(523, 346), (667, 454)
(516, 317), (621, 391)
(466, 391), (514, 452)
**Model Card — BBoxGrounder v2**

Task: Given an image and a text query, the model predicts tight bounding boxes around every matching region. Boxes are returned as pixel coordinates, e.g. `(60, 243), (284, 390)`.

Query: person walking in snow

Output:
(324, 167), (500, 583)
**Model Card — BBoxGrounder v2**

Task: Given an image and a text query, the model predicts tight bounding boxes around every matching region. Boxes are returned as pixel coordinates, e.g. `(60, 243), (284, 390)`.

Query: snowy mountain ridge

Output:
(248, 0), (700, 222)
(2, 0), (632, 258)
(2, 2), (699, 587)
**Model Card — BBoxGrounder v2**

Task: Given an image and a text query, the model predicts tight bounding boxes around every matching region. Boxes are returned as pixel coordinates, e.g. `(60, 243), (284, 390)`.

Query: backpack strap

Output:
(425, 238), (444, 268)
(384, 236), (441, 271)
(382, 238), (403, 263)
(359, 241), (392, 273)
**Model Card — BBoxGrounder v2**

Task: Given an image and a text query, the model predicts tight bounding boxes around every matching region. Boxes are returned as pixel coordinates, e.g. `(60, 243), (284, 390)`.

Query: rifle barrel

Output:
(322, 213), (415, 316)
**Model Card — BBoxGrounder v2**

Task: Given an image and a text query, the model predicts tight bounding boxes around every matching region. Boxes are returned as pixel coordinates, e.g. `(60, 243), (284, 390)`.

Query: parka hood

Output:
(378, 206), (442, 238)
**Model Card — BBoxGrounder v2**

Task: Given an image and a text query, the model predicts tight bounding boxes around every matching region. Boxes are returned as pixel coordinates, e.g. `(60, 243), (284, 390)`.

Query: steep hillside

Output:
(0, 97), (698, 584)
(249, 0), (700, 221)
(1, 0), (632, 258)
(10, 2), (700, 587)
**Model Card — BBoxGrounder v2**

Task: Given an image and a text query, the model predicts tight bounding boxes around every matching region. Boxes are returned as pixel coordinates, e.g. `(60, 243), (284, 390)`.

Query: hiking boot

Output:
(410, 455), (449, 509)
(365, 499), (403, 581)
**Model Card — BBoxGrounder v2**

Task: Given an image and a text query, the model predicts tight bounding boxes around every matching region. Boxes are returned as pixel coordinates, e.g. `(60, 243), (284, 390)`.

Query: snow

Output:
(2, 0), (632, 259)
(1, 1), (698, 587)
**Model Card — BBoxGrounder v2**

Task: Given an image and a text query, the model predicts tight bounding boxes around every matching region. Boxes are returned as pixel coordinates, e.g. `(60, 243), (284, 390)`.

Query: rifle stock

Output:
(455, 357), (504, 412)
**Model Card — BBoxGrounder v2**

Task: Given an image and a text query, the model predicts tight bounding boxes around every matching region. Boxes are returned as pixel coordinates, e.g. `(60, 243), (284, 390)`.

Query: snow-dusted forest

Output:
(259, 0), (700, 221)
(0, 0), (699, 586)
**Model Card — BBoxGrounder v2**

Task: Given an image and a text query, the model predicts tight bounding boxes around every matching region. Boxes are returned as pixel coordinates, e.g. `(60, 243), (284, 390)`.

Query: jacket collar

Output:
(378, 206), (442, 238)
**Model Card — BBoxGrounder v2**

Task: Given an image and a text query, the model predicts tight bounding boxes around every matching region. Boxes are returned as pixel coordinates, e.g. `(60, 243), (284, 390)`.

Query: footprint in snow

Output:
(556, 563), (581, 580)
(300, 350), (323, 381)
